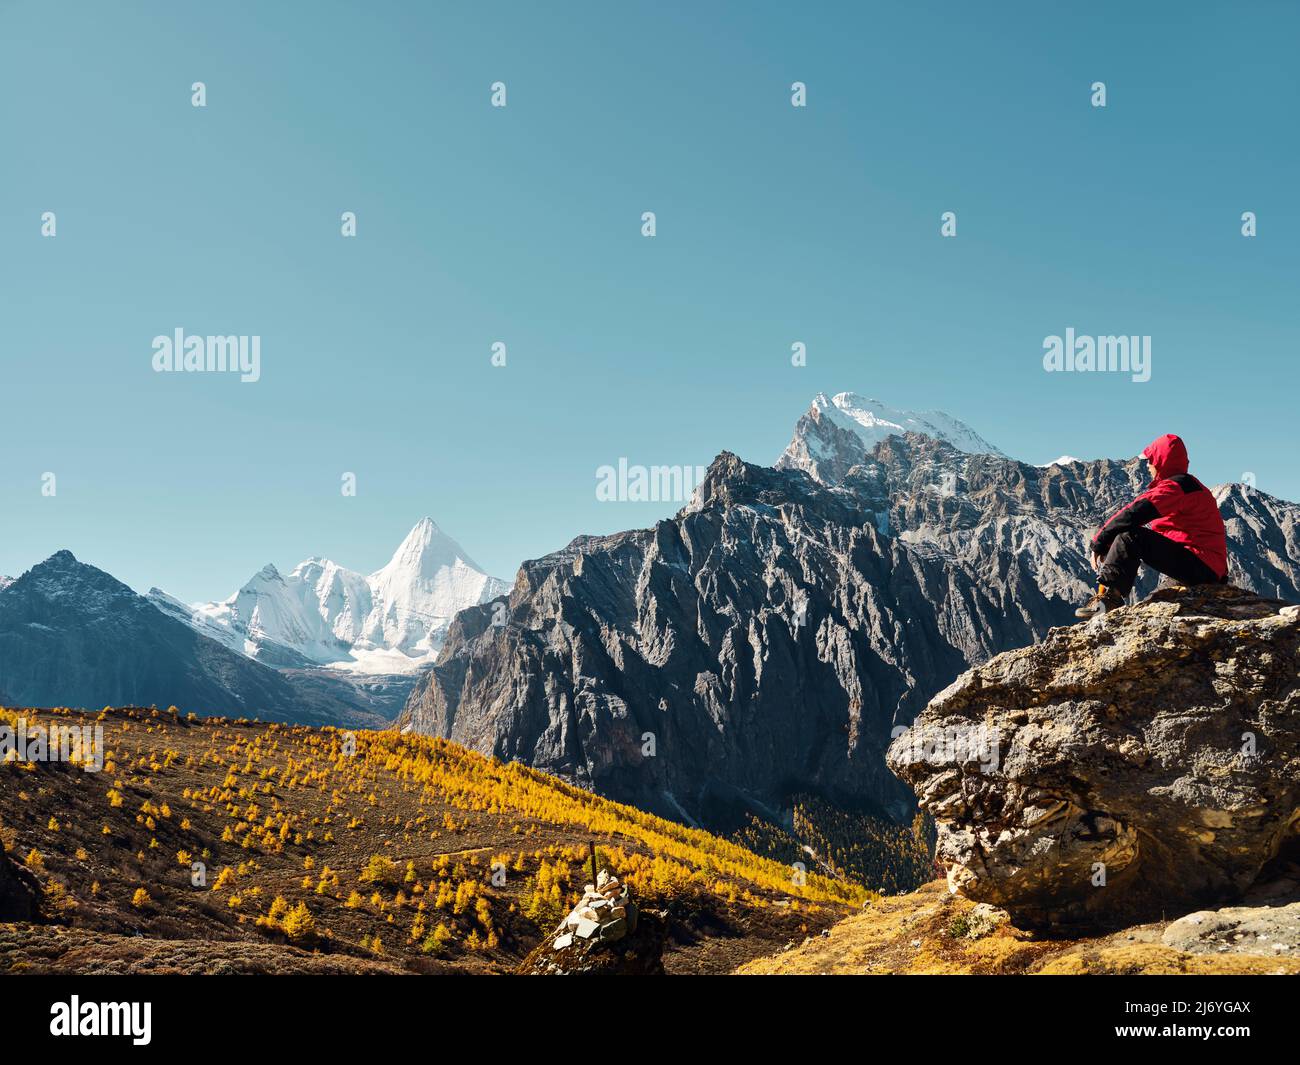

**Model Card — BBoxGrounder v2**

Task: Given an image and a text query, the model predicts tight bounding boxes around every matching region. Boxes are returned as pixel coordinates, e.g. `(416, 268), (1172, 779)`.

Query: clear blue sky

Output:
(2, 1), (1297, 601)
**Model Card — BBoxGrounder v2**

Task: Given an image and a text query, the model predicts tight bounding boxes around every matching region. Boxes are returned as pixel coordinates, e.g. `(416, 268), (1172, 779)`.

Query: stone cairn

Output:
(551, 869), (638, 951)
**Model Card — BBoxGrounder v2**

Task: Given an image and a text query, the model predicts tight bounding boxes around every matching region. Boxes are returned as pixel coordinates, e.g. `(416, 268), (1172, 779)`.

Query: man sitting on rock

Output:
(1076, 433), (1228, 618)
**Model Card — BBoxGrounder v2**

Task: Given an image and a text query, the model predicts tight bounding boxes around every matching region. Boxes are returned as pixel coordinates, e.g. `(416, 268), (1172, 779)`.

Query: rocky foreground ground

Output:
(737, 879), (1300, 975)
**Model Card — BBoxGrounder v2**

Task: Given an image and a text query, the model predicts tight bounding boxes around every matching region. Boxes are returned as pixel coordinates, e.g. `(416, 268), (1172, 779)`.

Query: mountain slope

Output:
(0, 552), (382, 725)
(179, 562), (358, 669)
(1215, 482), (1300, 599)
(0, 705), (862, 974)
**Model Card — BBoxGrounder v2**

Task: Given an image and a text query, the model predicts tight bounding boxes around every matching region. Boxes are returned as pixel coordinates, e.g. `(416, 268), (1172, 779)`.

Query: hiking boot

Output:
(1076, 587), (1124, 619)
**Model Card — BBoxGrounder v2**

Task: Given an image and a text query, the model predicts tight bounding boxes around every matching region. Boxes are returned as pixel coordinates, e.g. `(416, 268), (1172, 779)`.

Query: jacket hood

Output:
(1143, 434), (1189, 478)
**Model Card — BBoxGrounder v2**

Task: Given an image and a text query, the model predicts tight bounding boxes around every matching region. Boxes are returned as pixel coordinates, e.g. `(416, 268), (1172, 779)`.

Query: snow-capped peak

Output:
(813, 393), (1005, 457)
(362, 519), (508, 669)
(779, 392), (1006, 484)
(157, 519), (510, 676)
(373, 516), (485, 582)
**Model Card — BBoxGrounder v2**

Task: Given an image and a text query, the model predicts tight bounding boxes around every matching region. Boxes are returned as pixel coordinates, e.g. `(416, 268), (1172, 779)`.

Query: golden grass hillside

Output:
(736, 881), (1300, 975)
(0, 706), (871, 974)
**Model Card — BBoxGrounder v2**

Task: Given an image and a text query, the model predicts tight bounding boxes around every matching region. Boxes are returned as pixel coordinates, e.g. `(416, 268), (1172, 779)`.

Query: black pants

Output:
(1098, 527), (1220, 597)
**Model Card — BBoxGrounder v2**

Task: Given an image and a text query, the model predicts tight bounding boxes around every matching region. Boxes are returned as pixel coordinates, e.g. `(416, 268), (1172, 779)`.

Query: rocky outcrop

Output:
(516, 868), (665, 975)
(1161, 899), (1300, 958)
(516, 908), (666, 975)
(550, 868), (639, 948)
(887, 586), (1300, 929)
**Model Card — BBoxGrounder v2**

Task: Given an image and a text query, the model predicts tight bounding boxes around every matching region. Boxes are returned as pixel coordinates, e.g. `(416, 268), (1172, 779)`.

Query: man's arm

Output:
(1091, 487), (1164, 558)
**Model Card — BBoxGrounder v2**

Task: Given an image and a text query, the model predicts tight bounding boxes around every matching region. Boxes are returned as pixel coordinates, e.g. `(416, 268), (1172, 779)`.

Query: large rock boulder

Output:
(886, 585), (1300, 929)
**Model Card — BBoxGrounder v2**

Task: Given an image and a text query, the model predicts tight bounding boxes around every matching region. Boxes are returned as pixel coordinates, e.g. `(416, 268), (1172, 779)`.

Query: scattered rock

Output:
(516, 868), (665, 975)
(951, 903), (1008, 940)
(1162, 900), (1300, 957)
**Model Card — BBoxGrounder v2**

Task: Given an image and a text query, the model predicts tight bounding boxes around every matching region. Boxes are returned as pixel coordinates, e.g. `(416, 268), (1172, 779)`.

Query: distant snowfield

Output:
(149, 518), (510, 675)
(326, 645), (442, 676)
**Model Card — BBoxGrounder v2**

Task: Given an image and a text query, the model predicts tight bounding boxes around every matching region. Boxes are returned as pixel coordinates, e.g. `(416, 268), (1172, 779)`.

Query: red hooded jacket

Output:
(1091, 434), (1228, 577)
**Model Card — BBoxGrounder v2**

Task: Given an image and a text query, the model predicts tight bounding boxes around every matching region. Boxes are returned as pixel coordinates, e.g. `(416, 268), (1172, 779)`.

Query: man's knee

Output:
(1109, 529), (1140, 555)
